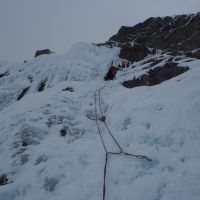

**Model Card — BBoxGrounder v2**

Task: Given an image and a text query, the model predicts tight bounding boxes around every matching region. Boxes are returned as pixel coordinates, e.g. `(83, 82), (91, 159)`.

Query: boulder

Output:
(35, 49), (52, 58)
(0, 174), (8, 186)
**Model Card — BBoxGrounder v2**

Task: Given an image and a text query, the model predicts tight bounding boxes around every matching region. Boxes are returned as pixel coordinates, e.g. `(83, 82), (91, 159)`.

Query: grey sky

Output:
(0, 0), (199, 61)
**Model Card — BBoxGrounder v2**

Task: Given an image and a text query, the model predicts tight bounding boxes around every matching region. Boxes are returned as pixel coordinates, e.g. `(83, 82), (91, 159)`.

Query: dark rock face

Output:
(35, 49), (52, 58)
(108, 12), (200, 61)
(123, 62), (189, 88)
(119, 43), (149, 62)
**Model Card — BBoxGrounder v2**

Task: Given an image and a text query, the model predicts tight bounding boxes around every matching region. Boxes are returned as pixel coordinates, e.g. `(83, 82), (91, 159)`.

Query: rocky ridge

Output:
(100, 12), (200, 62)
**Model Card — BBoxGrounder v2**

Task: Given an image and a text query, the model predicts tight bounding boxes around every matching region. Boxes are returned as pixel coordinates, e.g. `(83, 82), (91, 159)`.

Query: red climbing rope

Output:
(94, 91), (107, 152)
(98, 89), (123, 152)
(94, 82), (152, 200)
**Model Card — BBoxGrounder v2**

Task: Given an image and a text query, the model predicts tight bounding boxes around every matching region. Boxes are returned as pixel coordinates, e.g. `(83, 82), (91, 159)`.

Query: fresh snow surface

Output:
(0, 42), (200, 200)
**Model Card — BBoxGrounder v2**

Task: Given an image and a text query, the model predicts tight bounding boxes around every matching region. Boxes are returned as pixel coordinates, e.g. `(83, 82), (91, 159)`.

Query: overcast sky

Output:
(0, 0), (199, 61)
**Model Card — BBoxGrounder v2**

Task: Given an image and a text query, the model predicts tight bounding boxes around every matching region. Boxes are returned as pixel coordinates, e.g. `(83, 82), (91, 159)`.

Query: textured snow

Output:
(0, 42), (200, 200)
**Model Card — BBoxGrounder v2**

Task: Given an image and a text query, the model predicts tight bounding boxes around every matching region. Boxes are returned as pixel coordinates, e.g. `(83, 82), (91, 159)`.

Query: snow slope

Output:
(0, 42), (200, 200)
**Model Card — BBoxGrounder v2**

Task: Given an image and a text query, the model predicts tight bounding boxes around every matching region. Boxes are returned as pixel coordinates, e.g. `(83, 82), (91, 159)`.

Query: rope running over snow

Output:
(94, 82), (152, 200)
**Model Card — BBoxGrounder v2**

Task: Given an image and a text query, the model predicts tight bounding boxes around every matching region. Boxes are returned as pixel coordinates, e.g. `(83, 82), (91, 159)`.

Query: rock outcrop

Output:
(123, 62), (189, 88)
